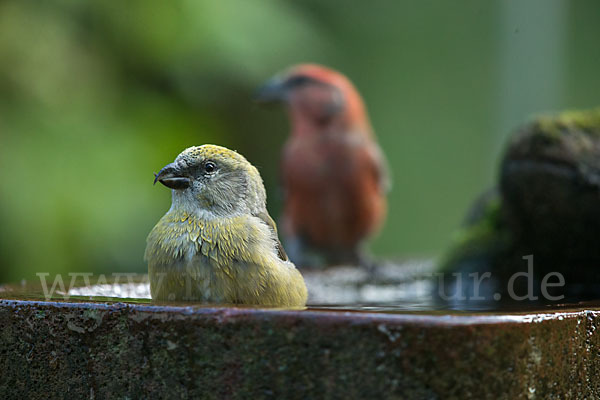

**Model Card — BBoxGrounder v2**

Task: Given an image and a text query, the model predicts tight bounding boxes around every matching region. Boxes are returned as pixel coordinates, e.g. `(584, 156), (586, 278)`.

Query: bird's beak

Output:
(153, 162), (191, 190)
(254, 76), (288, 103)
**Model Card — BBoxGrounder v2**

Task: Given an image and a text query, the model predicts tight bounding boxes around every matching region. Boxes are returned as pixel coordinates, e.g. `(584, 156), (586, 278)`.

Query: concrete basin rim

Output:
(0, 298), (595, 327)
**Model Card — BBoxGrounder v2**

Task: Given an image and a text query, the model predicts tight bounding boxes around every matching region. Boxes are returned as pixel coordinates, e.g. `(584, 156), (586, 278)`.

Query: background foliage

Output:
(0, 0), (598, 281)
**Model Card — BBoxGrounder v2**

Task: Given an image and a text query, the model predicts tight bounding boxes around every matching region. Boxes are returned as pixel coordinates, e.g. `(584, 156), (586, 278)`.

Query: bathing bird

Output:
(145, 144), (307, 306)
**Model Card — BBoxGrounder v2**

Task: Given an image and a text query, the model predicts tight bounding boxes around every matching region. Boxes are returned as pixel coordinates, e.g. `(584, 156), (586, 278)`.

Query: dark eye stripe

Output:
(285, 75), (319, 89)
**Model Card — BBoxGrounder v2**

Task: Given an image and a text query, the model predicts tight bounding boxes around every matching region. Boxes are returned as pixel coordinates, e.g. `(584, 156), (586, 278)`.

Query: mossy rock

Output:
(441, 108), (600, 300)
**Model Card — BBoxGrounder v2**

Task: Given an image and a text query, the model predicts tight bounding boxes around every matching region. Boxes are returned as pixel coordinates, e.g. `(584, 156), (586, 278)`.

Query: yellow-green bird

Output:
(145, 144), (307, 307)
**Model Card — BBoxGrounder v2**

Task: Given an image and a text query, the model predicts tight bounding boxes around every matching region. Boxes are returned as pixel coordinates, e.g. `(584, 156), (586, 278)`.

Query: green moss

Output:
(438, 193), (509, 272)
(535, 107), (600, 137)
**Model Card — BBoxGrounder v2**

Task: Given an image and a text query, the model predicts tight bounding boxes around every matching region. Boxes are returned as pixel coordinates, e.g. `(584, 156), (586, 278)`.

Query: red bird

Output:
(256, 64), (389, 268)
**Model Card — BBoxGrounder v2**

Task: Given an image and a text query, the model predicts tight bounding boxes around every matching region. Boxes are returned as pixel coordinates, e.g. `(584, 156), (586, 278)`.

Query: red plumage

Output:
(258, 64), (389, 267)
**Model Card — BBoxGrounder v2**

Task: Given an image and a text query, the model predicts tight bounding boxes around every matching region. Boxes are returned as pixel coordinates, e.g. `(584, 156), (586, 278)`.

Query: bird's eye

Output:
(204, 161), (216, 174)
(286, 75), (314, 88)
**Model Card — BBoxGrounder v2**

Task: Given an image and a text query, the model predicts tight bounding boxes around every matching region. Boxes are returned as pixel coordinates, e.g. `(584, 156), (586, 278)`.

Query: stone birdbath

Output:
(1, 261), (599, 399)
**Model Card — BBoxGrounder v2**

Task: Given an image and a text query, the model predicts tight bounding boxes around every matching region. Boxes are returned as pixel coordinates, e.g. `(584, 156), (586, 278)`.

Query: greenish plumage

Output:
(145, 145), (307, 307)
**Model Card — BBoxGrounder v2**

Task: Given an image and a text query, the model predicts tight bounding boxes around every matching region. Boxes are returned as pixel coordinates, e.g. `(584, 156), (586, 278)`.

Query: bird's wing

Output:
(254, 210), (289, 262)
(367, 142), (392, 194)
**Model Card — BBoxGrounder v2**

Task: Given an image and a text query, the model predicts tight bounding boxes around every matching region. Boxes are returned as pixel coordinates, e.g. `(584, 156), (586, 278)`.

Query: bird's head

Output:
(256, 63), (370, 134)
(153, 145), (266, 217)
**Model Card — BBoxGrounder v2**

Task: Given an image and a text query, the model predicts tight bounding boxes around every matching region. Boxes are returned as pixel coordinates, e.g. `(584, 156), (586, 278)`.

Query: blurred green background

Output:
(0, 0), (599, 282)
